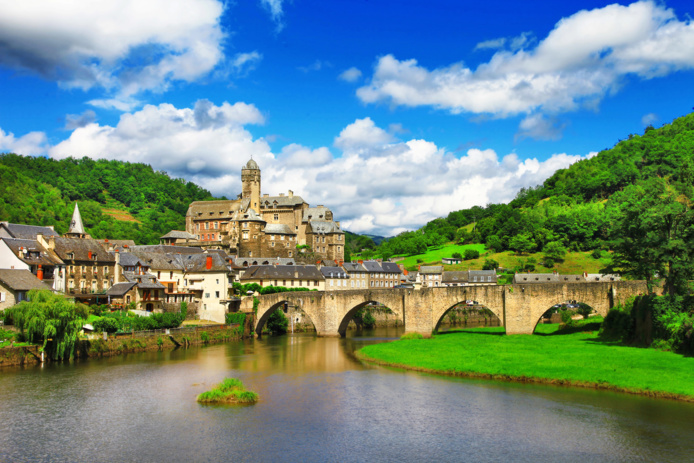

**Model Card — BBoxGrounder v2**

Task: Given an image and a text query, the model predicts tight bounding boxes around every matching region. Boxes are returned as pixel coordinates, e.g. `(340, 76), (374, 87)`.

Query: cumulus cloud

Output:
(49, 100), (270, 193)
(338, 67), (363, 82)
(0, 128), (48, 156)
(4, 104), (587, 236)
(515, 114), (567, 141)
(358, 1), (694, 138)
(0, 0), (225, 107)
(641, 112), (658, 126)
(229, 51), (263, 77)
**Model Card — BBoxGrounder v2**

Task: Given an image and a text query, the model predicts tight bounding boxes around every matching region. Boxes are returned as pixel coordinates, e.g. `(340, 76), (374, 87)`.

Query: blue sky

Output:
(1, 0), (693, 236)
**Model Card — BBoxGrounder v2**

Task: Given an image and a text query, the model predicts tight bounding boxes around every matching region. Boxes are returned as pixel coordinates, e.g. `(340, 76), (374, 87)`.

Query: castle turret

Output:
(241, 158), (261, 211)
(64, 203), (90, 239)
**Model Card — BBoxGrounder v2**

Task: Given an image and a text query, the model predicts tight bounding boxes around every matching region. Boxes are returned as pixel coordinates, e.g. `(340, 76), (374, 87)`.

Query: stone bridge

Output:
(240, 281), (649, 337)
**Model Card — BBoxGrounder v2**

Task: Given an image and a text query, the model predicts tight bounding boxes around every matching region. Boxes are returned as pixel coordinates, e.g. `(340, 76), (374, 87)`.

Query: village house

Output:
(417, 265), (444, 288)
(239, 265), (325, 291)
(0, 269), (52, 310)
(341, 261), (369, 289)
(321, 265), (350, 290)
(159, 230), (197, 246)
(183, 158), (344, 261)
(442, 270), (498, 287)
(0, 237), (65, 292)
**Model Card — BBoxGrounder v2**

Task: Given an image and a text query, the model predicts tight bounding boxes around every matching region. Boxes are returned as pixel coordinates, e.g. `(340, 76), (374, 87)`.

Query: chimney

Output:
(336, 221), (340, 228)
(114, 249), (121, 282)
(339, 260), (343, 266)
(404, 269), (409, 275)
(105, 239), (109, 243)
(206, 256), (212, 270)
(37, 265), (44, 280)
(279, 193), (285, 197)
(18, 247), (25, 258)
(583, 271), (588, 278)
(88, 251), (93, 260)
(288, 190), (293, 197)
(418, 264), (421, 271)
(358, 259), (363, 264)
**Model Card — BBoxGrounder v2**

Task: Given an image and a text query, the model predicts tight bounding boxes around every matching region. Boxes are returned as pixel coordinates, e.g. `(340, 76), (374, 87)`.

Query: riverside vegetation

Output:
(357, 318), (694, 401)
(197, 377), (259, 405)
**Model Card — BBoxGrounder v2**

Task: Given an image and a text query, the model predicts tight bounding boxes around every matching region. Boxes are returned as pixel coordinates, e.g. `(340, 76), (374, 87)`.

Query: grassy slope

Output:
(396, 242), (613, 274)
(358, 324), (694, 400)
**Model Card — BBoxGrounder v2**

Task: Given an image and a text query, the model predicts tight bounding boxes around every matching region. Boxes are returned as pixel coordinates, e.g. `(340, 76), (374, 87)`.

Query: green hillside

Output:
(0, 154), (215, 244)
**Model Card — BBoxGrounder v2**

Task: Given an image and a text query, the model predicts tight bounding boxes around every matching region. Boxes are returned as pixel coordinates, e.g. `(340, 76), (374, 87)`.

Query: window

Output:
(330, 280), (334, 287)
(158, 271), (161, 278)
(205, 293), (210, 298)
(214, 222), (218, 229)
(243, 231), (249, 240)
(314, 280), (318, 286)
(280, 235), (284, 240)
(274, 213), (279, 221)
(215, 291), (220, 298)
(205, 222), (209, 229)
(170, 271), (174, 279)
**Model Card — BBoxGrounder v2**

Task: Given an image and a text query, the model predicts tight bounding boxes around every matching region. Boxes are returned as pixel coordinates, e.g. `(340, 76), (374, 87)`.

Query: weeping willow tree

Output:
(6, 290), (89, 361)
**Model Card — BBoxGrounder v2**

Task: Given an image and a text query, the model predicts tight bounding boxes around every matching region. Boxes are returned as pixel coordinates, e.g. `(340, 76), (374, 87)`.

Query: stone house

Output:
(321, 266), (350, 290)
(159, 230), (197, 246)
(0, 269), (52, 311)
(0, 237), (65, 292)
(184, 158), (344, 261)
(341, 261), (369, 289)
(239, 265), (325, 291)
(442, 270), (497, 287)
(417, 265), (444, 288)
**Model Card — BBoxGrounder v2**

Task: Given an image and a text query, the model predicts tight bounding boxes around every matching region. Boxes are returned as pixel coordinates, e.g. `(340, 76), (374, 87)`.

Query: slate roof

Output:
(442, 271), (468, 284)
(238, 208), (266, 222)
(123, 272), (166, 289)
(240, 265), (324, 281)
(302, 206), (332, 222)
(469, 270), (497, 282)
(131, 245), (204, 254)
(321, 267), (349, 278)
(0, 222), (59, 240)
(513, 273), (580, 284)
(0, 269), (52, 291)
(264, 224), (294, 235)
(419, 265), (443, 274)
(260, 195), (306, 208)
(1, 238), (63, 266)
(585, 273), (621, 282)
(362, 260), (385, 273)
(307, 220), (343, 234)
(117, 252), (146, 267)
(235, 257), (295, 267)
(160, 230), (196, 240)
(186, 199), (246, 218)
(106, 282), (136, 297)
(52, 237), (114, 263)
(130, 250), (229, 273)
(381, 262), (402, 274)
(97, 239), (136, 250)
(67, 204), (86, 235)
(342, 262), (366, 273)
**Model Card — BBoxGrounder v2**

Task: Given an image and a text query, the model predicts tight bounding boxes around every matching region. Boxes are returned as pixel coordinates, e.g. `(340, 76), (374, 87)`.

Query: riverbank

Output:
(0, 322), (250, 368)
(356, 323), (694, 402)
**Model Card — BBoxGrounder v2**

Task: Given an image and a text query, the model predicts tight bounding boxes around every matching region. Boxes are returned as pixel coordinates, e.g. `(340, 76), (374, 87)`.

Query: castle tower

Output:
(241, 158), (261, 211)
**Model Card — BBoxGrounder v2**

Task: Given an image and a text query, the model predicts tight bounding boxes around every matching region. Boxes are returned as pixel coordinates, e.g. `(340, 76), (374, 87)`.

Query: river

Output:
(1, 327), (693, 462)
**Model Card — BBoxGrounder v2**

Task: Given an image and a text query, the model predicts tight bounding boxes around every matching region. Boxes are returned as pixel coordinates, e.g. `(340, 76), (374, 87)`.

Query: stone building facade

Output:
(184, 159), (344, 261)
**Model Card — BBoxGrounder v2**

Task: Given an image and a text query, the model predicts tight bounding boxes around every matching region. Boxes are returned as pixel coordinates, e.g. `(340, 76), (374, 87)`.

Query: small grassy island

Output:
(357, 320), (694, 401)
(197, 378), (259, 405)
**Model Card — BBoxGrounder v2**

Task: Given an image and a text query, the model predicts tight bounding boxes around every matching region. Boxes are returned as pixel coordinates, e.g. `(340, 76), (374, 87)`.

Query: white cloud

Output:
(260, 0), (286, 32)
(641, 112), (658, 126)
(6, 106), (588, 237)
(64, 110), (97, 130)
(229, 51), (263, 77)
(358, 1), (694, 137)
(0, 128), (48, 156)
(0, 0), (225, 106)
(516, 114), (567, 141)
(475, 38), (506, 51)
(334, 117), (395, 152)
(338, 67), (363, 82)
(298, 60), (331, 73)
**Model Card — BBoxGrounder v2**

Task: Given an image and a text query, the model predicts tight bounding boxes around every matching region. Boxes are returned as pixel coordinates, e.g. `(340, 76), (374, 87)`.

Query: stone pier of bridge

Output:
(241, 281), (648, 337)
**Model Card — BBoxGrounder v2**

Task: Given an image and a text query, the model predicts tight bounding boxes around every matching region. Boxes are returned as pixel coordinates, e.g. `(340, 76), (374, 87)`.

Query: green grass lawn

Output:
(358, 323), (694, 400)
(395, 243), (487, 268)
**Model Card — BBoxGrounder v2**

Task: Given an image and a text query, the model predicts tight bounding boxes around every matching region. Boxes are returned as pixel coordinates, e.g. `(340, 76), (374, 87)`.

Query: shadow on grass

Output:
(534, 322), (603, 336)
(436, 328), (506, 336)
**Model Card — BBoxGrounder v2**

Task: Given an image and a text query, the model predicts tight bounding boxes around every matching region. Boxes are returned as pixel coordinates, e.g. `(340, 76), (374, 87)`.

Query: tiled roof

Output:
(123, 272), (166, 289)
(513, 273), (560, 283)
(130, 250), (229, 273)
(52, 237), (114, 263)
(160, 230), (196, 239)
(307, 220), (343, 234)
(0, 222), (59, 240)
(442, 271), (468, 283)
(260, 195), (306, 208)
(131, 245), (205, 254)
(0, 269), (52, 291)
(1, 238), (63, 266)
(342, 262), (366, 272)
(419, 265), (443, 274)
(585, 273), (621, 282)
(264, 223), (294, 235)
(106, 282), (136, 297)
(240, 265), (324, 281)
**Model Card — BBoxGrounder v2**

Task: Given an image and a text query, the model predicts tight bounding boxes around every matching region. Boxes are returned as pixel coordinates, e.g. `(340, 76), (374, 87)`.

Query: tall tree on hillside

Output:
(608, 171), (694, 296)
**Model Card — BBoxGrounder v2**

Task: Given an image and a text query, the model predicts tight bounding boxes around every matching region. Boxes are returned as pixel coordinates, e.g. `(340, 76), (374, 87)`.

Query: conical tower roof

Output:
(68, 203), (86, 235)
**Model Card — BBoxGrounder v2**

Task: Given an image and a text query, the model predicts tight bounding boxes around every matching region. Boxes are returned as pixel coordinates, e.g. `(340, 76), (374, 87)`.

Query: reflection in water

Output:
(1, 327), (693, 462)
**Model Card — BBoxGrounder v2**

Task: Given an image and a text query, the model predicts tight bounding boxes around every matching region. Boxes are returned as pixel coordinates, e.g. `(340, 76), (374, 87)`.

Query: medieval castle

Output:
(184, 159), (345, 261)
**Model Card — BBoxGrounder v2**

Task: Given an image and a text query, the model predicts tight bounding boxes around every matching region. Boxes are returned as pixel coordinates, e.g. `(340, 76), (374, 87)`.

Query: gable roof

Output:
(264, 224), (294, 235)
(307, 220), (343, 234)
(302, 206), (332, 222)
(160, 230), (196, 240)
(260, 195), (306, 208)
(52, 237), (114, 263)
(442, 271), (468, 284)
(419, 265), (443, 274)
(0, 222), (59, 240)
(341, 262), (366, 272)
(381, 262), (402, 273)
(106, 282), (136, 297)
(321, 266), (349, 278)
(362, 260), (384, 273)
(0, 269), (52, 292)
(186, 199), (246, 218)
(235, 257), (295, 267)
(1, 238), (63, 266)
(240, 265), (324, 281)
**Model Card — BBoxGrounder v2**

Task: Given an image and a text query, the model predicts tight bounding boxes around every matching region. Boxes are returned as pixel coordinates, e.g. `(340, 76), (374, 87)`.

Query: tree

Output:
(482, 259), (499, 270)
(543, 241), (567, 262)
(266, 309), (288, 335)
(608, 174), (694, 296)
(486, 235), (503, 253)
(452, 252), (463, 260)
(509, 233), (536, 255)
(464, 249), (480, 260)
(6, 290), (89, 361)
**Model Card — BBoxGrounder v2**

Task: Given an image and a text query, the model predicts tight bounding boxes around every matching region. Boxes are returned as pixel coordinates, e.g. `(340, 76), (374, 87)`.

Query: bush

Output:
(543, 257), (555, 268)
(92, 317), (119, 333)
(180, 301), (188, 318)
(482, 259), (499, 270)
(591, 249), (603, 259)
(464, 249), (480, 260)
(560, 309), (575, 324)
(451, 252), (463, 260)
(362, 310), (376, 328)
(225, 312), (247, 326)
(200, 331), (209, 343)
(266, 309), (288, 335)
(400, 332), (423, 340)
(576, 303), (593, 319)
(600, 302), (635, 340)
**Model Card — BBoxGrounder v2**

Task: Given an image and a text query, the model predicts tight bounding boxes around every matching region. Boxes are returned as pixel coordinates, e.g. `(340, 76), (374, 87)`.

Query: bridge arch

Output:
(433, 300), (503, 332)
(336, 300), (403, 337)
(255, 297), (320, 338)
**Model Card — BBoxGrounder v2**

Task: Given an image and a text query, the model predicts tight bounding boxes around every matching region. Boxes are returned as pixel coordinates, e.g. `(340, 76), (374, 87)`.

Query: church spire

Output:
(66, 203), (87, 238)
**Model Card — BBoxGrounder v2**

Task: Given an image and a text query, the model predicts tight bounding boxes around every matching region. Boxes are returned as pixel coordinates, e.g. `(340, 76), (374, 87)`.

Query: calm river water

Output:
(1, 327), (693, 462)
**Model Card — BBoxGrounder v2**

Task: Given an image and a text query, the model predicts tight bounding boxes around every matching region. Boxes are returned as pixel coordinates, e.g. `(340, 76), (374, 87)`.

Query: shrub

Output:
(560, 309), (575, 324)
(92, 317), (119, 333)
(180, 301), (188, 318)
(400, 332), (423, 340)
(543, 257), (555, 268)
(197, 377), (259, 405)
(225, 312), (247, 326)
(451, 252), (463, 260)
(200, 331), (209, 343)
(362, 310), (376, 328)
(600, 303), (634, 340)
(464, 249), (480, 260)
(266, 309), (288, 335)
(576, 303), (593, 319)
(482, 259), (499, 270)
(591, 249), (603, 259)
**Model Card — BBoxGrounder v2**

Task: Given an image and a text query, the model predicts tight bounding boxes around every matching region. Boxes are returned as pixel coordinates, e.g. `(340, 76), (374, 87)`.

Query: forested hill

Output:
(0, 154), (216, 244)
(376, 111), (694, 258)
